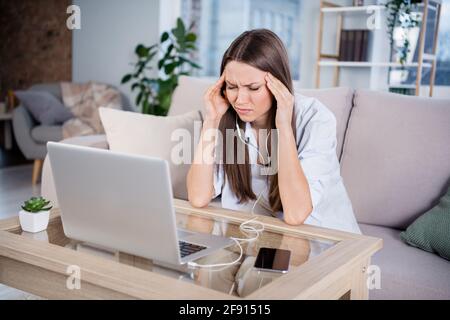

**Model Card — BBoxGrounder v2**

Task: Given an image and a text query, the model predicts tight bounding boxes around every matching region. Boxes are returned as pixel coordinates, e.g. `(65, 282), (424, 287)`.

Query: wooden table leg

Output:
(350, 257), (370, 300)
(32, 159), (43, 185)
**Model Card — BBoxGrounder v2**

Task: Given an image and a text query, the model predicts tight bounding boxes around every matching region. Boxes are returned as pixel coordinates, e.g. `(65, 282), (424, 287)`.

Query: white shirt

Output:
(212, 92), (361, 234)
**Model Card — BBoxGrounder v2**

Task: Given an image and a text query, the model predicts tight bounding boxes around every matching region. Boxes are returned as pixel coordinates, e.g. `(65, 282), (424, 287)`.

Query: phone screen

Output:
(254, 247), (291, 273)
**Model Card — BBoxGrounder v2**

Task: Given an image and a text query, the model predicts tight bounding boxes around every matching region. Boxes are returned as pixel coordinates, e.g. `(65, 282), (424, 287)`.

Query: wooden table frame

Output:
(0, 199), (382, 300)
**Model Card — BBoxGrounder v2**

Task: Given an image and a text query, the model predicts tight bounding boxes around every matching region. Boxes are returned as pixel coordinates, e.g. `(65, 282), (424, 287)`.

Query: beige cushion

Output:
(341, 90), (450, 229)
(169, 76), (215, 116)
(170, 76), (353, 159)
(99, 108), (201, 200)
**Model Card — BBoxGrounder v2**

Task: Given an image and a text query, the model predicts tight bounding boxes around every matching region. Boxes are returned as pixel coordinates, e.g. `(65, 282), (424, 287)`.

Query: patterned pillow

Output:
(401, 185), (450, 260)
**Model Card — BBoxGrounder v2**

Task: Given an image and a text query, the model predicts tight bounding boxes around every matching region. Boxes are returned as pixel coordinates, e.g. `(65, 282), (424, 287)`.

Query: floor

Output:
(0, 159), (43, 299)
(0, 164), (41, 219)
(0, 285), (43, 300)
(0, 132), (38, 219)
(0, 131), (32, 168)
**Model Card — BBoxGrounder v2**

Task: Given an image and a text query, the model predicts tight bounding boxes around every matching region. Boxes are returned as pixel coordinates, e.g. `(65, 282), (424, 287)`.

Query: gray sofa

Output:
(12, 83), (133, 184)
(41, 76), (450, 299)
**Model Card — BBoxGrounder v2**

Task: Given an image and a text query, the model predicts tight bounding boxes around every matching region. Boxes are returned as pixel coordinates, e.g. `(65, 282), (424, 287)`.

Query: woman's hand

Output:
(203, 73), (230, 123)
(265, 73), (294, 130)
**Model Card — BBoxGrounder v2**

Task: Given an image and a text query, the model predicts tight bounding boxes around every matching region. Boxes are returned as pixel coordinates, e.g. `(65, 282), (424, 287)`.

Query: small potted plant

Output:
(121, 18), (201, 116)
(19, 196), (53, 233)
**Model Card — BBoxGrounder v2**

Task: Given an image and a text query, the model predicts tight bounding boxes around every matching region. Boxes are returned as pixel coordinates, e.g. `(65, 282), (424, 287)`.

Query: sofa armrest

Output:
(41, 134), (109, 208)
(12, 105), (48, 159)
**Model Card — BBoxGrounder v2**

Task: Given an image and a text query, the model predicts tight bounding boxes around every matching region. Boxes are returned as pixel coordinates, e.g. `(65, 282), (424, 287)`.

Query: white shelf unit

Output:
(321, 4), (385, 13)
(318, 61), (433, 68)
(387, 84), (416, 89)
(315, 0), (443, 96)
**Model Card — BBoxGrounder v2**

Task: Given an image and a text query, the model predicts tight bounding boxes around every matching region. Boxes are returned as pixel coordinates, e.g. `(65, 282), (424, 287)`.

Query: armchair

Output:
(12, 83), (133, 184)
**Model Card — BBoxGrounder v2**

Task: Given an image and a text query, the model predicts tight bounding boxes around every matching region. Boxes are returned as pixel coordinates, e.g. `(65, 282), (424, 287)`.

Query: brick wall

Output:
(0, 0), (72, 102)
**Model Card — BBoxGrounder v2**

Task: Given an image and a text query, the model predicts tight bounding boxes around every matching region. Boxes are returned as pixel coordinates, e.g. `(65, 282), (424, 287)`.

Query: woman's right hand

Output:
(203, 73), (229, 122)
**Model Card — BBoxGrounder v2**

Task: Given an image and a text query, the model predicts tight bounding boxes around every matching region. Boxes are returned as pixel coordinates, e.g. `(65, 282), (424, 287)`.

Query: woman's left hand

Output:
(265, 73), (294, 129)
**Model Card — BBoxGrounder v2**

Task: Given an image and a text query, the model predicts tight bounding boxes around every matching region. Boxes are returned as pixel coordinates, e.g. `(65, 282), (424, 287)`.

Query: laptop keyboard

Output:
(179, 241), (207, 258)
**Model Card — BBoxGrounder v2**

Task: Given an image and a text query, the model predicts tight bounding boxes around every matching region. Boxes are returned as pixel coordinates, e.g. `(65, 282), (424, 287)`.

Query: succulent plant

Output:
(21, 196), (52, 213)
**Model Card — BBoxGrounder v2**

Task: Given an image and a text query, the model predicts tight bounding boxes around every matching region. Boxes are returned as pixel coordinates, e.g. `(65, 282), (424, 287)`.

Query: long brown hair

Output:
(218, 29), (296, 213)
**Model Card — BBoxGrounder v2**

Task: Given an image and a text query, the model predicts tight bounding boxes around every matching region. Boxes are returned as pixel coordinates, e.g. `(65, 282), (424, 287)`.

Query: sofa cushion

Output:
(31, 125), (63, 143)
(400, 184), (450, 260)
(360, 223), (450, 300)
(29, 83), (62, 100)
(15, 90), (74, 125)
(170, 76), (354, 160)
(341, 90), (450, 229)
(99, 108), (201, 200)
(169, 76), (215, 117)
(296, 87), (354, 160)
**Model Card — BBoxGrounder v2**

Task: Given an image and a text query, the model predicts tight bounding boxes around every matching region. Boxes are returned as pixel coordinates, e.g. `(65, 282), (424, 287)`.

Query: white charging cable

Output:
(187, 237), (243, 270)
(187, 119), (270, 270)
(187, 189), (266, 270)
(187, 218), (265, 271)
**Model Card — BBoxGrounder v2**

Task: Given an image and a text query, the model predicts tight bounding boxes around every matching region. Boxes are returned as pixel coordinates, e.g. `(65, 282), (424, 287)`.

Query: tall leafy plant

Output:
(121, 18), (200, 115)
(385, 0), (422, 66)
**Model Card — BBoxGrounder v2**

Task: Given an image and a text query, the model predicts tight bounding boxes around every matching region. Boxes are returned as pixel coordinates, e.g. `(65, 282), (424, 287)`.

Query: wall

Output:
(71, 0), (449, 100)
(72, 0), (161, 110)
(0, 0), (72, 100)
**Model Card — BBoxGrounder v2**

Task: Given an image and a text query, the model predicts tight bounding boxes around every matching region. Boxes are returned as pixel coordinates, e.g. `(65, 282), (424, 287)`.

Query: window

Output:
(181, 0), (302, 79)
(435, 0), (450, 86)
(402, 0), (450, 86)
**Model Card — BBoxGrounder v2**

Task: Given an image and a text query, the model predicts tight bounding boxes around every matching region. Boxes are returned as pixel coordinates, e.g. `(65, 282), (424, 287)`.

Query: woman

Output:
(187, 29), (360, 234)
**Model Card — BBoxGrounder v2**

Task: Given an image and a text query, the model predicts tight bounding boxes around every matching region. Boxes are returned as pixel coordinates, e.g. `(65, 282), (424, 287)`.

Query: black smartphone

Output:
(254, 247), (291, 273)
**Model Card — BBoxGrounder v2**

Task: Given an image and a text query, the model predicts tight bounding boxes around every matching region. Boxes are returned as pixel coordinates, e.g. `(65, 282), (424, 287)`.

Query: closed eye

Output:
(226, 86), (260, 91)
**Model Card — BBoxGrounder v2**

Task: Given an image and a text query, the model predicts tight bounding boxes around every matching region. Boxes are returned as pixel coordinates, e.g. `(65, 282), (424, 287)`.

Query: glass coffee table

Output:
(0, 199), (382, 299)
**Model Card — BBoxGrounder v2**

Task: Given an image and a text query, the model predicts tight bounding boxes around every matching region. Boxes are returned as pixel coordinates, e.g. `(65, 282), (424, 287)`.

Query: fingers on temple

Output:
(205, 74), (225, 97)
(266, 78), (283, 101)
(267, 73), (291, 102)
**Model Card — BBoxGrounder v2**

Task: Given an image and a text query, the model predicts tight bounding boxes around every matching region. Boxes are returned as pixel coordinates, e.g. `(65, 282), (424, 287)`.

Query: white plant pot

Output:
(19, 209), (50, 233)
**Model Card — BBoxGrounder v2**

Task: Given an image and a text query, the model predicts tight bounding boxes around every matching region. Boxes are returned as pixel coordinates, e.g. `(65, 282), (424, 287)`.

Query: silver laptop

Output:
(47, 142), (233, 266)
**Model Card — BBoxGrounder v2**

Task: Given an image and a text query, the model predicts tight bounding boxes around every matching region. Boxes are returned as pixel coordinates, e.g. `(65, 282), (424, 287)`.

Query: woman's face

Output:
(224, 61), (273, 125)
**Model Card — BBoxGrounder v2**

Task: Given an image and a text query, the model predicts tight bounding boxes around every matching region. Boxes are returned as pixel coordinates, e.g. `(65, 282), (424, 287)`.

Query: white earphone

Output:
(235, 115), (274, 216)
(235, 116), (271, 166)
(187, 117), (273, 270)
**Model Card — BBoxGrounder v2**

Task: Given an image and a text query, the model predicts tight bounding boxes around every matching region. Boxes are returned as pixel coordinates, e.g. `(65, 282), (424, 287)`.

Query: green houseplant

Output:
(19, 196), (53, 233)
(385, 0), (422, 66)
(121, 18), (201, 116)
